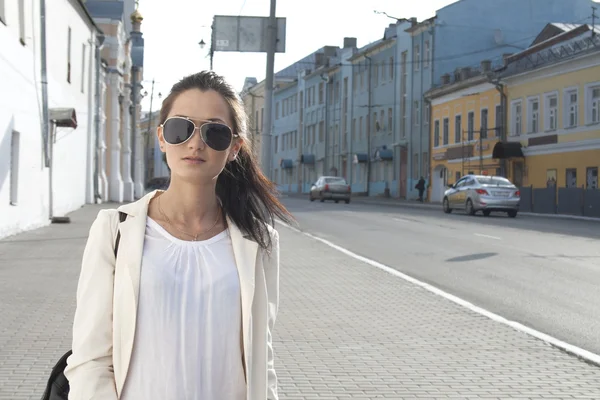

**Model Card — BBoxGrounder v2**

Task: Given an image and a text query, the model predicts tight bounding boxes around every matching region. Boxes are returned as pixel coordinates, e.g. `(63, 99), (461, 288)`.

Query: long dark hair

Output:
(159, 71), (294, 250)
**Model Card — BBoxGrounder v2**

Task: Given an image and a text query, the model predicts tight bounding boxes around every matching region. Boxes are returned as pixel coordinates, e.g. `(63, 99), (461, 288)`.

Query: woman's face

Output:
(157, 89), (242, 184)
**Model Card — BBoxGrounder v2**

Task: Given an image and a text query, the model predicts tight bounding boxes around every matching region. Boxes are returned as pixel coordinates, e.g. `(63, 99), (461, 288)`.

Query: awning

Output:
(374, 148), (393, 161)
(353, 153), (368, 163)
(492, 141), (524, 159)
(49, 108), (78, 128)
(280, 159), (293, 169)
(300, 154), (315, 165)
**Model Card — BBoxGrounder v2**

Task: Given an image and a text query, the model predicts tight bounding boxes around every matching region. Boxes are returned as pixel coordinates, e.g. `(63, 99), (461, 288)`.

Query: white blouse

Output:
(120, 217), (246, 400)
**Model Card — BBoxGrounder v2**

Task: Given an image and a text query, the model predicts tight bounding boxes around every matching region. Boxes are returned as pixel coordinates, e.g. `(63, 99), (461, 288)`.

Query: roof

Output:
(75, 0), (104, 35)
(499, 24), (600, 78)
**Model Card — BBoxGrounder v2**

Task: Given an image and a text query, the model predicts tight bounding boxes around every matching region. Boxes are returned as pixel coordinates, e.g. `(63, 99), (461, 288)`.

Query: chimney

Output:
(481, 59), (491, 72)
(343, 37), (357, 49)
(410, 17), (418, 26)
(315, 53), (324, 67)
(459, 67), (471, 81)
(441, 73), (451, 85)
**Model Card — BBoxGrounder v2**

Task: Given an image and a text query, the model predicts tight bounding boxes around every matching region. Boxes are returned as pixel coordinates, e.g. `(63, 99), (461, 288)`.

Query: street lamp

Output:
(198, 38), (214, 70)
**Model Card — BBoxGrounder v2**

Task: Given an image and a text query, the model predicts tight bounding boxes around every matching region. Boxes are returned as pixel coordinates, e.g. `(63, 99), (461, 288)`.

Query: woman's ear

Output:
(157, 124), (166, 152)
(229, 138), (243, 162)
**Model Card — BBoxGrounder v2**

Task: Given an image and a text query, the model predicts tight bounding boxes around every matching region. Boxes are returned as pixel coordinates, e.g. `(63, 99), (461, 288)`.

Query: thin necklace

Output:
(158, 196), (221, 241)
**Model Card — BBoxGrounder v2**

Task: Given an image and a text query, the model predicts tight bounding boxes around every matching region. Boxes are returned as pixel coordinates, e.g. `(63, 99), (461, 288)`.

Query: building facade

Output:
(426, 63), (504, 203)
(240, 77), (265, 163)
(0, 0), (102, 238)
(500, 24), (600, 190)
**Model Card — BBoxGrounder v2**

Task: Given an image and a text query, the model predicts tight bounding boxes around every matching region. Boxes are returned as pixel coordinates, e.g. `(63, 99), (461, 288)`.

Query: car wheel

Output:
(507, 210), (518, 218)
(319, 192), (325, 202)
(345, 199), (350, 204)
(483, 210), (491, 217)
(466, 199), (476, 215)
(443, 197), (452, 213)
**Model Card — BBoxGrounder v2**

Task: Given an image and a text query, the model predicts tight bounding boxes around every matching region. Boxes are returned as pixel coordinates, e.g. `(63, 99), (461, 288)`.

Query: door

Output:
(399, 147), (407, 198)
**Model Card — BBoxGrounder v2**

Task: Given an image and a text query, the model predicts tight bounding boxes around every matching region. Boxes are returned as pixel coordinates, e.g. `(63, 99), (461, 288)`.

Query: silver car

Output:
(442, 175), (520, 217)
(309, 176), (351, 204)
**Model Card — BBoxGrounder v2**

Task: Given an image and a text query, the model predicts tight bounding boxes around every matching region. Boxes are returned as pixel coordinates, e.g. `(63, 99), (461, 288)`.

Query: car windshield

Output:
(477, 177), (512, 185)
(324, 178), (347, 184)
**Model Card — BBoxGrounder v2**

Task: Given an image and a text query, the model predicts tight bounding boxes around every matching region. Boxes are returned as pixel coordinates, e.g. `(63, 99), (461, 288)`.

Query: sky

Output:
(138, 0), (458, 111)
(138, 0), (600, 111)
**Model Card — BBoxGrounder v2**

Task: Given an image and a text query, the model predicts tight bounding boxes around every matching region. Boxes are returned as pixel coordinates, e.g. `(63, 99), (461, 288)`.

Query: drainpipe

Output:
(321, 74), (329, 175)
(418, 31), (425, 183)
(40, 0), (50, 169)
(494, 80), (508, 176)
(349, 67), (355, 187)
(408, 34), (415, 199)
(364, 54), (372, 195)
(93, 33), (106, 203)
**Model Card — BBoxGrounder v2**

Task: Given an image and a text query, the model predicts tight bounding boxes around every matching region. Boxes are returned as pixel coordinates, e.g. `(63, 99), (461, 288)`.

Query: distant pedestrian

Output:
(415, 176), (426, 202)
(64, 71), (294, 400)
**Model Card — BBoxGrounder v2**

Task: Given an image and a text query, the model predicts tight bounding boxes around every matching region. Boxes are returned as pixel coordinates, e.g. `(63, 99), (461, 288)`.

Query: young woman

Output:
(64, 71), (293, 400)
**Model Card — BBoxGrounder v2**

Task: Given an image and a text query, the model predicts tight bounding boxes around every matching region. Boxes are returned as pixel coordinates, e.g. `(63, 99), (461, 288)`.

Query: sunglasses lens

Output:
(201, 123), (233, 151)
(163, 118), (195, 144)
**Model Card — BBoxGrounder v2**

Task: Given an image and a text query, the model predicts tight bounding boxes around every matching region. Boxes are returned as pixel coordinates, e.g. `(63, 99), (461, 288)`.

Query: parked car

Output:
(309, 176), (351, 204)
(442, 175), (520, 217)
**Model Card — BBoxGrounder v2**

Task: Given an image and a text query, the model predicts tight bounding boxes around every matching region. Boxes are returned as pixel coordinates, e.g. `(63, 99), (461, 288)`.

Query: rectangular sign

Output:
(212, 15), (286, 53)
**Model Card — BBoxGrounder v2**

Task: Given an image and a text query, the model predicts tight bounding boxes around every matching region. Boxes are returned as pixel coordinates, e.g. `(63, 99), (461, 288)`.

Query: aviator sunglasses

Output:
(160, 116), (237, 151)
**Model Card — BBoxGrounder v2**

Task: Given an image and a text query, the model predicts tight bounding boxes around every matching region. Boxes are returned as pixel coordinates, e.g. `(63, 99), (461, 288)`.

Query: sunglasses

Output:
(160, 116), (237, 151)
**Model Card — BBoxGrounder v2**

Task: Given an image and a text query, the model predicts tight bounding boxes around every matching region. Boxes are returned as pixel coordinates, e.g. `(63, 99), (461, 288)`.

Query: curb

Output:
(282, 194), (600, 223)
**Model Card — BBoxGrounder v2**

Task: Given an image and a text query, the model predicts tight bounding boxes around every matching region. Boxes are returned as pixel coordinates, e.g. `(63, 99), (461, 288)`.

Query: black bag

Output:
(41, 211), (127, 400)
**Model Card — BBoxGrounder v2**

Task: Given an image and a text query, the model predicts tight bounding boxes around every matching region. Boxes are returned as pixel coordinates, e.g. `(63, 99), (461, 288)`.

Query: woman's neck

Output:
(158, 179), (220, 223)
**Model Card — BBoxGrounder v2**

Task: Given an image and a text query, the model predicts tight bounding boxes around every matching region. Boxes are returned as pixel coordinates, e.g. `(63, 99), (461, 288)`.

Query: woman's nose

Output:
(187, 128), (205, 150)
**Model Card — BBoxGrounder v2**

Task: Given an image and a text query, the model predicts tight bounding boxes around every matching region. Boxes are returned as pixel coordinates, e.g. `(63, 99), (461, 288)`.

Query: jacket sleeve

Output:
(64, 209), (119, 400)
(264, 229), (280, 400)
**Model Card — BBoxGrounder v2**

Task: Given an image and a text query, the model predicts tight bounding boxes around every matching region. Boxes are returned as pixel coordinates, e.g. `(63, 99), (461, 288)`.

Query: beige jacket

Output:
(64, 191), (280, 400)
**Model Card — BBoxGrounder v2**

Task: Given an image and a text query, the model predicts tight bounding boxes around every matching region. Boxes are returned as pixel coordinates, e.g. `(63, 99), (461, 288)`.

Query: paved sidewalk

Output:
(1, 205), (600, 399)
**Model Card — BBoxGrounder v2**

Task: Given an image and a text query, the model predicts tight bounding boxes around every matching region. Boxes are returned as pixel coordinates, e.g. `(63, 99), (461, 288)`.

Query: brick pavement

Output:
(1, 204), (600, 399)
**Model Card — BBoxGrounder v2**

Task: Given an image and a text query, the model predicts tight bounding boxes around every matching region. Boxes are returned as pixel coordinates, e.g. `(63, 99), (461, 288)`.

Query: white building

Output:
(0, 0), (103, 238)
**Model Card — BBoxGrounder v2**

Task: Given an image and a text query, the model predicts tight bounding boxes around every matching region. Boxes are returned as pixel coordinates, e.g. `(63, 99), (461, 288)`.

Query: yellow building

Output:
(240, 78), (267, 163)
(499, 23), (600, 190)
(425, 61), (505, 203)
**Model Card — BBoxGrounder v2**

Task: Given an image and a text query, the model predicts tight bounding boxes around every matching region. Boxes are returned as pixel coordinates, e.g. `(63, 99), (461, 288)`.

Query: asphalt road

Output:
(281, 196), (600, 356)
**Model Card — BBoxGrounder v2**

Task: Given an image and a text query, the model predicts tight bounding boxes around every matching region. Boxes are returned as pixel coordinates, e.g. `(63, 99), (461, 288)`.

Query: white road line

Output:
(275, 219), (600, 367)
(474, 233), (502, 240)
(393, 217), (412, 223)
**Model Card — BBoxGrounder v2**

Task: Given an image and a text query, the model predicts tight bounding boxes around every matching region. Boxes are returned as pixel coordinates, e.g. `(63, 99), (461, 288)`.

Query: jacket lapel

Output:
(227, 217), (258, 381)
(115, 190), (156, 390)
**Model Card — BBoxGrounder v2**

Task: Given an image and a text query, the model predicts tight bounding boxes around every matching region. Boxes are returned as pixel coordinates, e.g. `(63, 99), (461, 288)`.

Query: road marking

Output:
(393, 217), (412, 223)
(276, 219), (600, 367)
(474, 233), (502, 240)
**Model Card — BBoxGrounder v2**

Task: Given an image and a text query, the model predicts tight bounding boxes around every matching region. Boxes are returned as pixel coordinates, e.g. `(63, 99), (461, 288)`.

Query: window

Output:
(564, 88), (578, 128)
(424, 40), (430, 68)
(545, 93), (558, 131)
(388, 108), (392, 133)
(10, 131), (20, 206)
(389, 57), (394, 80)
(351, 118), (356, 142)
(318, 82), (324, 104)
(586, 84), (600, 125)
(424, 103), (430, 125)
(527, 97), (539, 133)
(443, 118), (449, 145)
(413, 101), (420, 126)
(414, 44), (420, 71)
(587, 167), (598, 189)
(81, 44), (86, 93)
(467, 111), (474, 140)
(566, 168), (577, 188)
(455, 115), (462, 143)
(359, 116), (363, 138)
(480, 109), (488, 138)
(67, 27), (72, 83)
(511, 100), (522, 136)
(434, 120), (440, 147)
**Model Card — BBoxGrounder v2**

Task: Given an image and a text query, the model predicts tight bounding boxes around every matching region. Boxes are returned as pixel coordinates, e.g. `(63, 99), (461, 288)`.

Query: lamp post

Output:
(141, 82), (162, 183)
(198, 24), (214, 70)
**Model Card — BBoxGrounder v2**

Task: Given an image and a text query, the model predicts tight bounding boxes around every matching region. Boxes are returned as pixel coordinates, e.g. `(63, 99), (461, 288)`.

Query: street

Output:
(282, 196), (600, 356)
(0, 202), (599, 399)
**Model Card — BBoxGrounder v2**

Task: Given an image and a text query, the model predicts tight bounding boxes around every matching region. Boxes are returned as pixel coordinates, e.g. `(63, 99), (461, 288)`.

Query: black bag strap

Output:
(113, 211), (127, 258)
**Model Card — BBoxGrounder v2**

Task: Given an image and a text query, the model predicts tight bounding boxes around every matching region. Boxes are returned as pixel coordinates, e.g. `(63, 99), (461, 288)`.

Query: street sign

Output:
(212, 15), (286, 53)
